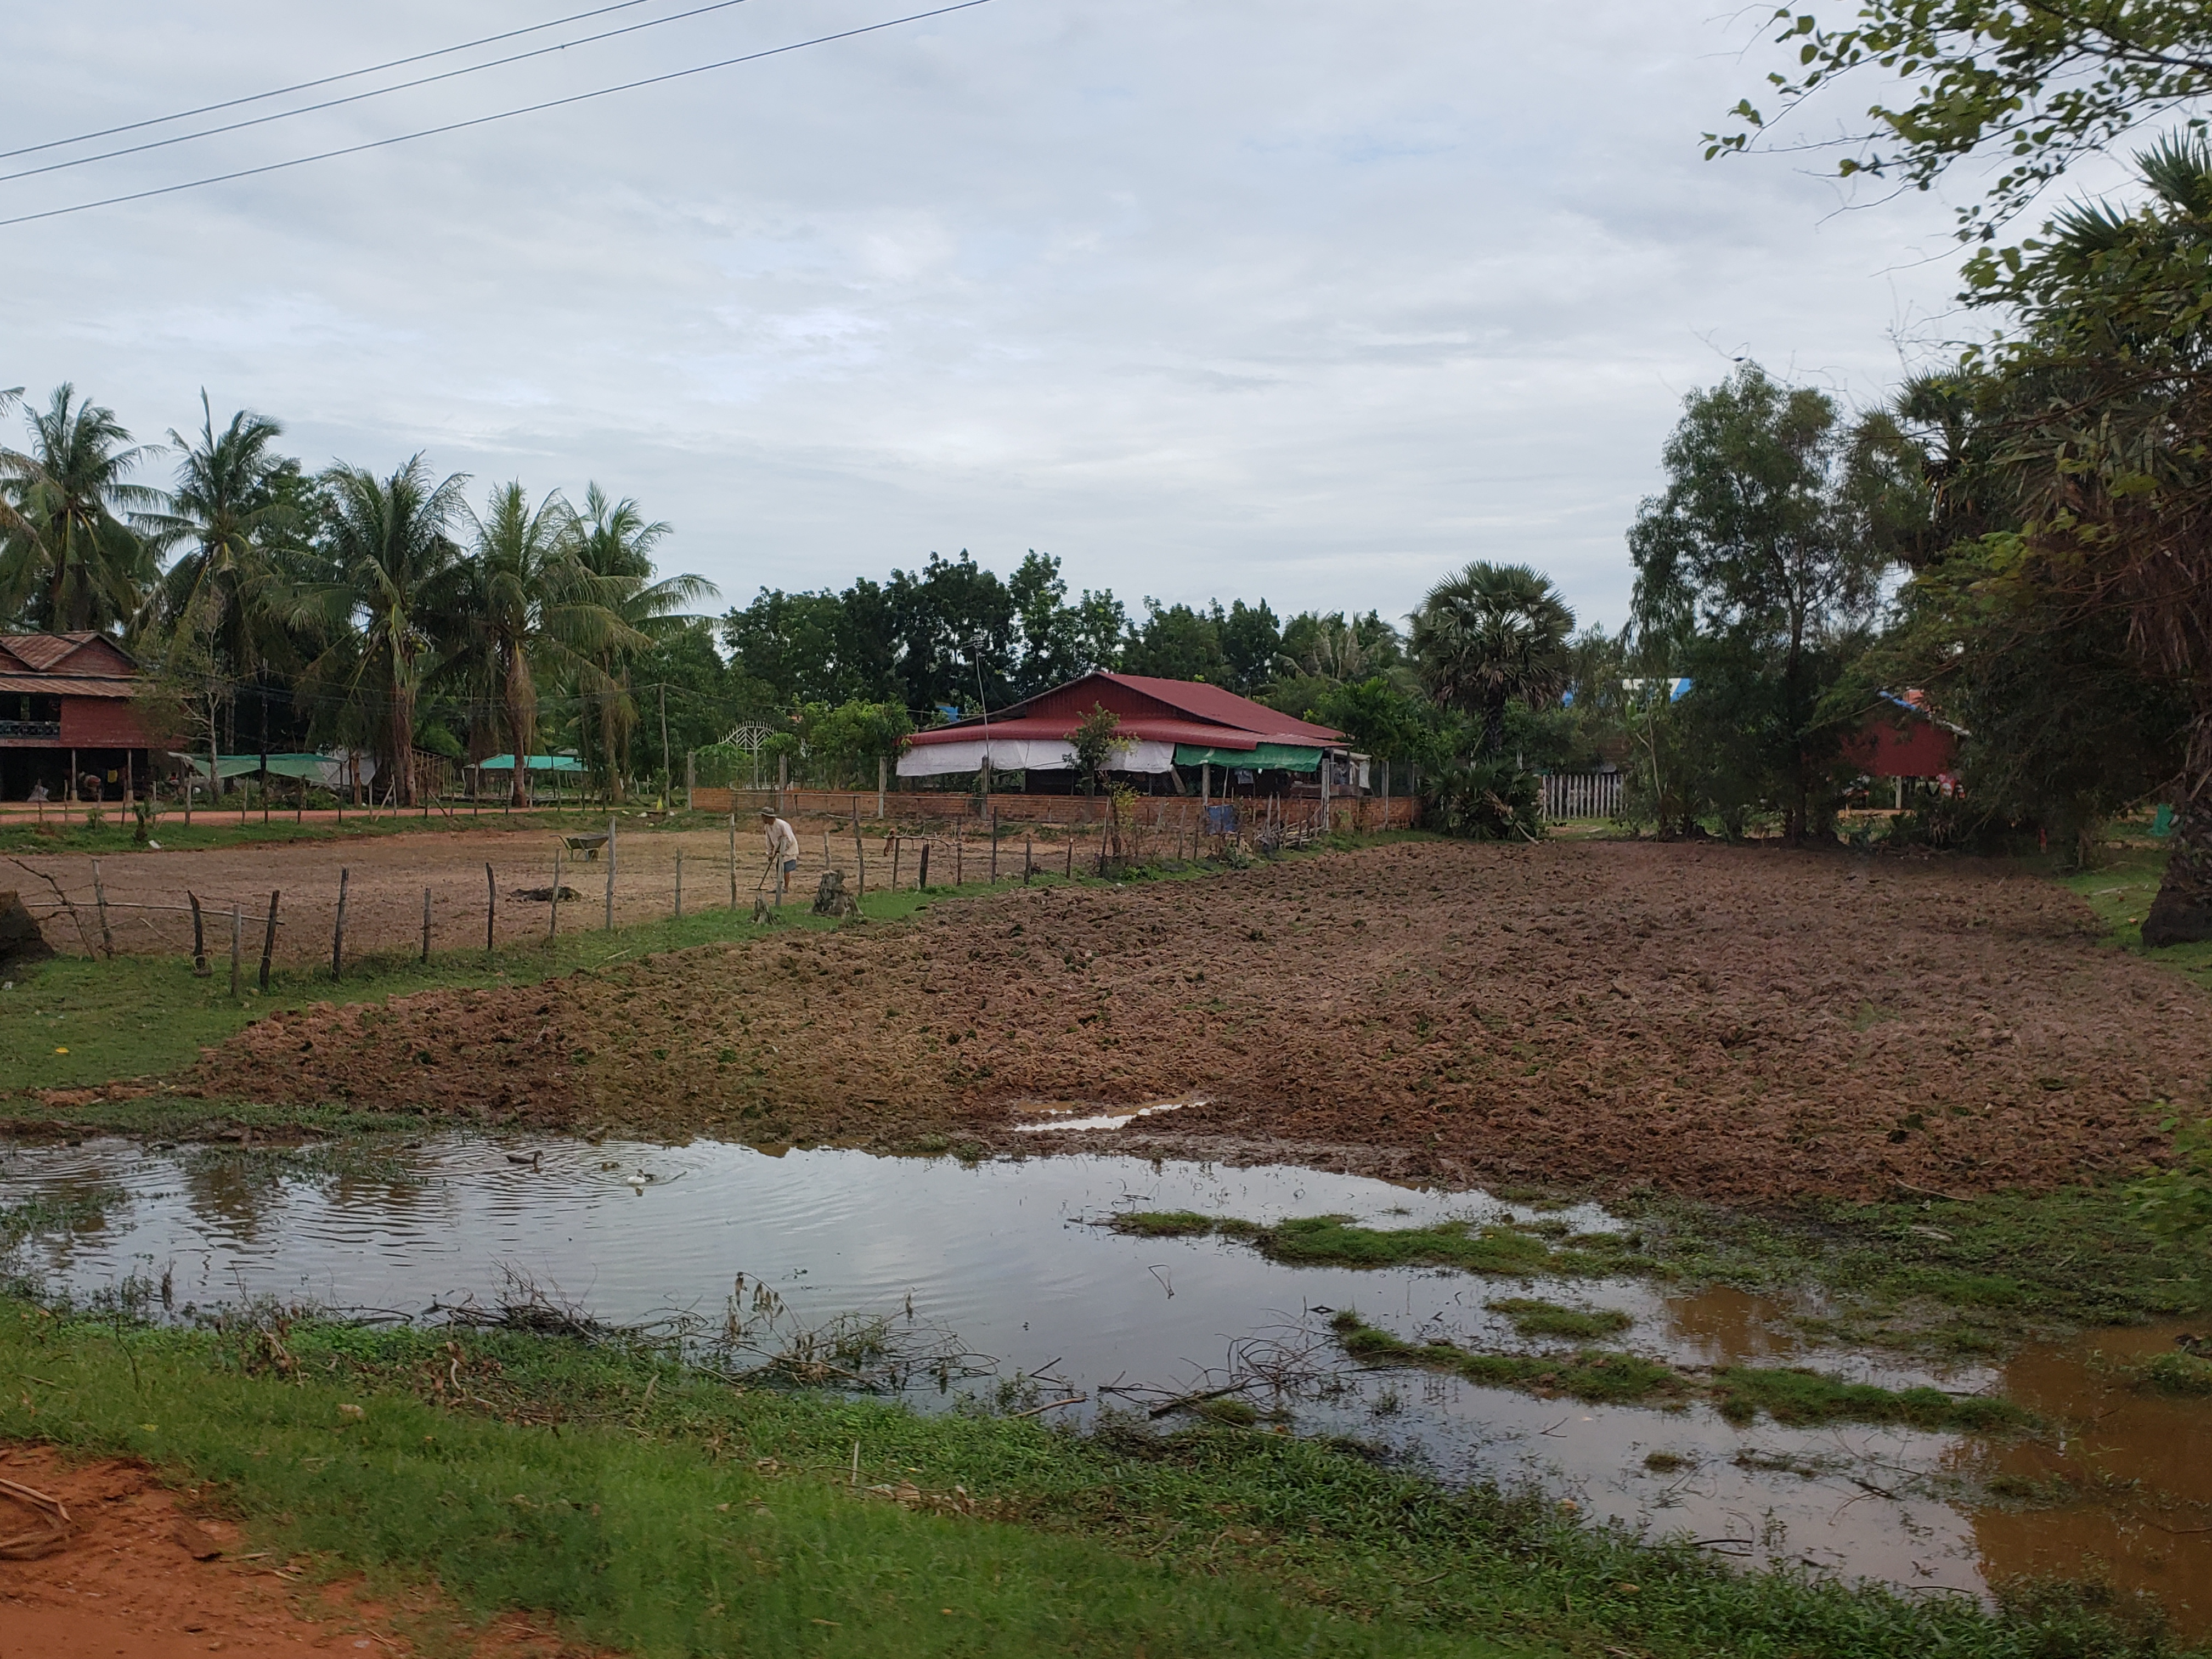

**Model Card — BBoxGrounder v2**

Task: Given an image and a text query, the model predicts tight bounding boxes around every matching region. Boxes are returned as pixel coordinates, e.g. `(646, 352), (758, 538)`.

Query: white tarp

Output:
(897, 738), (1177, 777)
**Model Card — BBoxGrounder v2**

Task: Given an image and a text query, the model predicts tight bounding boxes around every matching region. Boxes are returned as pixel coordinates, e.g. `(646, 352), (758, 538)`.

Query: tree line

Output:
(0, 385), (1595, 823)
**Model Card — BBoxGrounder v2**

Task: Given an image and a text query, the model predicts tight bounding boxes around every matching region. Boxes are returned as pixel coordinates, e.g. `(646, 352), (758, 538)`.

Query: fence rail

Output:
(690, 786), (1419, 832)
(1541, 772), (1621, 821)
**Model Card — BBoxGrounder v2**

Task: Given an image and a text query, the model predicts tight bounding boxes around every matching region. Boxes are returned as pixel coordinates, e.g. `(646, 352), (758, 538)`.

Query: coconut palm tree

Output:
(135, 393), (304, 689)
(295, 456), (470, 807)
(571, 484), (714, 799)
(443, 482), (646, 805)
(0, 384), (164, 634)
(1410, 562), (1575, 757)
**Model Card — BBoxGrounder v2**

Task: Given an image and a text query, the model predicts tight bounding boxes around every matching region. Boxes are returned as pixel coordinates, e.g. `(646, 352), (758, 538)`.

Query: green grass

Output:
(1325, 1313), (2036, 1432)
(2056, 846), (2212, 994)
(1108, 1211), (1655, 1276)
(3, 1302), (2194, 1659)
(1483, 1298), (1635, 1340)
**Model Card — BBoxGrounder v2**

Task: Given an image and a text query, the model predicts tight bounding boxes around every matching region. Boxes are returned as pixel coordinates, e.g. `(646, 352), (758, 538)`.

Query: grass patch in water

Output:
(1328, 1314), (2035, 1433)
(2127, 1349), (2212, 1396)
(3, 1300), (2190, 1659)
(1708, 1366), (2033, 1432)
(1109, 1211), (1650, 1276)
(1485, 1298), (1634, 1340)
(1328, 1313), (1684, 1407)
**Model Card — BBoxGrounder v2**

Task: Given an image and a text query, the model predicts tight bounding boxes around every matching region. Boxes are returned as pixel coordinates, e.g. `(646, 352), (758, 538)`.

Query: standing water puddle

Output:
(3, 1134), (2204, 1631)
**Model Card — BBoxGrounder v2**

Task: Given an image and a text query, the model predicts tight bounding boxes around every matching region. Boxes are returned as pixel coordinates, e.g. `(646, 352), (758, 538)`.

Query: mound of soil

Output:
(185, 842), (2212, 1205)
(0, 1446), (586, 1657)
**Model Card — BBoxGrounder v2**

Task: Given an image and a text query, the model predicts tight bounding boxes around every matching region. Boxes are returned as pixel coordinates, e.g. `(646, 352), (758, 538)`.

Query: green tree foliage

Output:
(1066, 702), (1134, 796)
(1410, 563), (1575, 759)
(1124, 598), (1229, 685)
(1921, 138), (2212, 935)
(0, 384), (163, 634)
(1629, 366), (1887, 840)
(1424, 757), (1542, 842)
(1713, 1), (2212, 239)
(295, 457), (472, 807)
(445, 483), (642, 804)
(789, 699), (915, 788)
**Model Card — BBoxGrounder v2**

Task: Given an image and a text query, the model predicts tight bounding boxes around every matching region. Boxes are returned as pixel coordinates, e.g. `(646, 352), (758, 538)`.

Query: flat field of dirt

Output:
(178, 841), (2212, 1206)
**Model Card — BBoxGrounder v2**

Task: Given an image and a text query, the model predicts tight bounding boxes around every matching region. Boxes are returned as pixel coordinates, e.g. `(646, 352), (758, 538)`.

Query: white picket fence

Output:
(1541, 771), (1621, 821)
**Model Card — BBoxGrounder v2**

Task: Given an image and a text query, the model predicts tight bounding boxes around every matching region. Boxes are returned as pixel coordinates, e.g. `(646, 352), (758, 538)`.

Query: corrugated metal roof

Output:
(0, 633), (138, 674)
(917, 670), (1345, 749)
(0, 674), (138, 697)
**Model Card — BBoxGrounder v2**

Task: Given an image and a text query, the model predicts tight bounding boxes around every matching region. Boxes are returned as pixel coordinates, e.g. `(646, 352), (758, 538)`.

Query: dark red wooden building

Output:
(0, 633), (155, 802)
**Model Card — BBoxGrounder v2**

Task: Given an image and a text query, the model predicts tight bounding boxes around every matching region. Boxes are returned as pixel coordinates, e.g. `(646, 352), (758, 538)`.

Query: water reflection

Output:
(2, 1133), (2203, 1631)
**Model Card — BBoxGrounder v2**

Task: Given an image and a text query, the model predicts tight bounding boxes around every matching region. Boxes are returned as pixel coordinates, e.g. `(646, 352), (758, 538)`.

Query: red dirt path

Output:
(0, 1447), (590, 1659)
(181, 841), (2212, 1205)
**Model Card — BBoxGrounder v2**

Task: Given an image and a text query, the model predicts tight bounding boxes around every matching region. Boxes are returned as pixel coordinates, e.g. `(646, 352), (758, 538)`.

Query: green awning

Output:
(261, 754), (330, 780)
(1173, 742), (1324, 772)
(476, 754), (586, 772)
(173, 753), (274, 779)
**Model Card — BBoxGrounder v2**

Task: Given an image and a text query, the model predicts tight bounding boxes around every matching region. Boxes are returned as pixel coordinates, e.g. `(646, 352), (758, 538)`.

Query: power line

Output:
(0, 0), (661, 162)
(0, 0), (768, 188)
(0, 0), (994, 230)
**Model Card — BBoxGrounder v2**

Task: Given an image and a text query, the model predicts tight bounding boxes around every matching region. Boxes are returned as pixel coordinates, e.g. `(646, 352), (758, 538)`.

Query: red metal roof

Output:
(0, 674), (138, 698)
(907, 670), (1345, 751)
(0, 633), (138, 681)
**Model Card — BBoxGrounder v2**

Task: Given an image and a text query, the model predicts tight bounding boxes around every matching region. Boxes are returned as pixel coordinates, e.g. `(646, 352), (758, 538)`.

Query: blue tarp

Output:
(475, 754), (586, 772)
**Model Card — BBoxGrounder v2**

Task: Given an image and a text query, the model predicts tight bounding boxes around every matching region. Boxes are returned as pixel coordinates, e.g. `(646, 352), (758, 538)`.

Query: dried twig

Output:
(0, 1476), (73, 1560)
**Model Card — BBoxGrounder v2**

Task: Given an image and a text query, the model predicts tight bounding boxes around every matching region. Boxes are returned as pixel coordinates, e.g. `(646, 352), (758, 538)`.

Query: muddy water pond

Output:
(3, 1134), (2205, 1630)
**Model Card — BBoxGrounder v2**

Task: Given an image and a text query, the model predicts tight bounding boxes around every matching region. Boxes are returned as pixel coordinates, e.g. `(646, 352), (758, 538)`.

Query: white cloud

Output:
(1, 0), (1982, 630)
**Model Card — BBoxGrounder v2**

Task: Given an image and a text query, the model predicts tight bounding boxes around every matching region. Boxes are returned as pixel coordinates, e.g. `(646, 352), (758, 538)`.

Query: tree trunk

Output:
(506, 650), (536, 809)
(2143, 711), (2212, 946)
(390, 679), (416, 808)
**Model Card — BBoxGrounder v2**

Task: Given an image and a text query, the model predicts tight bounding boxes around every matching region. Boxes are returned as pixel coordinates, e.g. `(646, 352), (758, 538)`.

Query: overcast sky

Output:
(4, 0), (1987, 634)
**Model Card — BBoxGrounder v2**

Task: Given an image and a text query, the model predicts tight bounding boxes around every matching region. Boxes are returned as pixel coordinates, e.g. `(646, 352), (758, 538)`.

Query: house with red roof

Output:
(0, 633), (155, 802)
(897, 670), (1365, 795)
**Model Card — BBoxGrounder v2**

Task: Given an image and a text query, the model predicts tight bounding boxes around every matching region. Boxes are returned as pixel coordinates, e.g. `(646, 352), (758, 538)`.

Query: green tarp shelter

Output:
(173, 752), (323, 780)
(475, 754), (586, 772)
(1171, 742), (1324, 772)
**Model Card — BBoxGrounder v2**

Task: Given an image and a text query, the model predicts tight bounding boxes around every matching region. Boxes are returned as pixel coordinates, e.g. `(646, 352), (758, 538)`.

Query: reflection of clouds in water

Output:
(5, 1134), (2175, 1618)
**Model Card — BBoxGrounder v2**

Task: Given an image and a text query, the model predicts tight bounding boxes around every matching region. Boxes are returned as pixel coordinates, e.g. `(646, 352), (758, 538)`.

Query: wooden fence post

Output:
(1024, 835), (1033, 884)
(1066, 838), (1074, 878)
(853, 812), (865, 899)
(229, 904), (241, 998)
(331, 868), (349, 980)
(727, 814), (737, 910)
(891, 836), (900, 892)
(877, 756), (886, 820)
(421, 887), (432, 963)
(259, 891), (279, 991)
(551, 849), (562, 940)
(484, 862), (496, 952)
(675, 852), (684, 919)
(603, 816), (616, 930)
(188, 891), (208, 976)
(954, 825), (963, 885)
(917, 841), (929, 890)
(90, 859), (113, 958)
(990, 812), (998, 882)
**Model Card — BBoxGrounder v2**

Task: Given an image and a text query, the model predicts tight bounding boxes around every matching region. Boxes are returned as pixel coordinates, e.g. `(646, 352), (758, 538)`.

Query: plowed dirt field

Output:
(184, 841), (2211, 1205)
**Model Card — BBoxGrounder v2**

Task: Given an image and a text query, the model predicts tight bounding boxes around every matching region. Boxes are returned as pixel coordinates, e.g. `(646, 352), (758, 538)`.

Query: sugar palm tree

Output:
(1410, 562), (1575, 757)
(444, 482), (646, 805)
(136, 393), (303, 688)
(295, 456), (470, 806)
(571, 484), (714, 799)
(0, 384), (164, 634)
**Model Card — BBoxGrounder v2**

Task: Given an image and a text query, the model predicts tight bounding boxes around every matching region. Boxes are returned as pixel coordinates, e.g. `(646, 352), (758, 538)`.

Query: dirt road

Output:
(182, 840), (2212, 1206)
(4, 814), (1021, 968)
